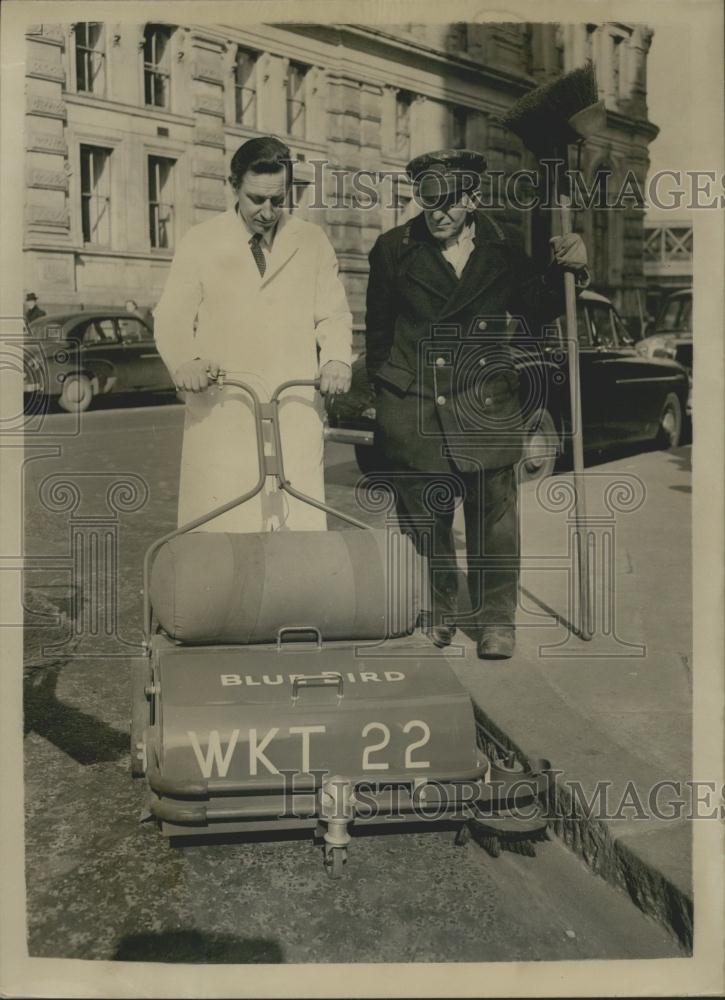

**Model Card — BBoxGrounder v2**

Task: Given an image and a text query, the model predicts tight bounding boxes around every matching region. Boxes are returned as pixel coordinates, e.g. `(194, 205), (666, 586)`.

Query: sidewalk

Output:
(446, 445), (693, 949)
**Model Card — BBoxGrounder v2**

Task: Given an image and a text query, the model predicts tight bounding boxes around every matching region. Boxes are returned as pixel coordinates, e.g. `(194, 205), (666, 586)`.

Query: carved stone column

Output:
(628, 25), (654, 119)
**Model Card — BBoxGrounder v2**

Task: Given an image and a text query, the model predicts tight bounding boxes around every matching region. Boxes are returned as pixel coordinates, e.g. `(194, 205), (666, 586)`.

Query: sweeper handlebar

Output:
(205, 371), (321, 398)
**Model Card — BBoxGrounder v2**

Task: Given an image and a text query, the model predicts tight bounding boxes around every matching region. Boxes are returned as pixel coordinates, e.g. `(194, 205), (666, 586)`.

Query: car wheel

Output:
(58, 374), (94, 413)
(520, 408), (560, 483)
(354, 443), (386, 475)
(655, 392), (683, 449)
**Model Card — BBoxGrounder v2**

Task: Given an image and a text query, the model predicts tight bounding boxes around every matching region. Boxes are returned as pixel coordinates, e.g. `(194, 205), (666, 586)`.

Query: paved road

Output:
(22, 402), (682, 962)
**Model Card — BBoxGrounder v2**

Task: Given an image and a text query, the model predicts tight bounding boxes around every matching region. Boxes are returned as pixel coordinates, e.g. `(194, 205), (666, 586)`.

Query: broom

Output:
(500, 63), (605, 642)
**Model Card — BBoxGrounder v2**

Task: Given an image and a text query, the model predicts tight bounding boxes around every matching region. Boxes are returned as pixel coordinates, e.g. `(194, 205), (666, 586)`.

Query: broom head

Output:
(500, 62), (604, 156)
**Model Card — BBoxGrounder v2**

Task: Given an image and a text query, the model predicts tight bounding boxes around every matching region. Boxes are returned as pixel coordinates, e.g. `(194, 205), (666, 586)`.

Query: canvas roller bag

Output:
(149, 527), (421, 645)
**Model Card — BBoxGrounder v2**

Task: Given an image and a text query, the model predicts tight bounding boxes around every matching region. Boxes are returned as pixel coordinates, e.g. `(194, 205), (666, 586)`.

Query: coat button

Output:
(435, 357), (445, 367)
(478, 320), (487, 330)
(478, 357), (486, 367)
(437, 395), (446, 405)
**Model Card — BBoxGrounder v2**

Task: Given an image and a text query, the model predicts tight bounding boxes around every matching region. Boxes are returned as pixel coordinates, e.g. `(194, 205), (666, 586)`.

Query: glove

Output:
(550, 233), (588, 271)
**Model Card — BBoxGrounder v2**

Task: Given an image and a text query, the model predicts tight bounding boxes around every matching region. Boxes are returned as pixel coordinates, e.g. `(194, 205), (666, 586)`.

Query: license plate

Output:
(185, 719), (434, 779)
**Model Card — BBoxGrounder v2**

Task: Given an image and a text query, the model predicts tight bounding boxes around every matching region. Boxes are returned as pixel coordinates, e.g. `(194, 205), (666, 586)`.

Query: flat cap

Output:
(406, 148), (487, 207)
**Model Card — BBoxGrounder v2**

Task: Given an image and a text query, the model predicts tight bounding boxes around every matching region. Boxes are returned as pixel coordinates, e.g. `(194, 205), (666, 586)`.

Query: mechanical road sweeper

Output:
(131, 375), (550, 877)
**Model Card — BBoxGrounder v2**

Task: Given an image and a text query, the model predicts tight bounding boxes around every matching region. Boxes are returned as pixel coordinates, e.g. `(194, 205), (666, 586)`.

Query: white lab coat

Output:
(153, 209), (352, 532)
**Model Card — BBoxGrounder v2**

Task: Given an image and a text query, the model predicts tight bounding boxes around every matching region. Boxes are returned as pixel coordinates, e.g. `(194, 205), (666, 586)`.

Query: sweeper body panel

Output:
(138, 633), (490, 845)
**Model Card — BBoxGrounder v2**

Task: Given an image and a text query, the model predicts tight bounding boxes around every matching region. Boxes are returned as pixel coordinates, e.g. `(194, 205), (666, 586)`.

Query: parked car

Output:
(636, 288), (692, 415)
(325, 290), (690, 480)
(24, 308), (173, 413)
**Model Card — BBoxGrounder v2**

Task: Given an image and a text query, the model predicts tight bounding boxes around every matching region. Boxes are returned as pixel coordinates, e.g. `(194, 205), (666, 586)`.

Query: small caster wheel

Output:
(324, 846), (347, 879)
(482, 835), (501, 858)
(454, 823), (471, 847)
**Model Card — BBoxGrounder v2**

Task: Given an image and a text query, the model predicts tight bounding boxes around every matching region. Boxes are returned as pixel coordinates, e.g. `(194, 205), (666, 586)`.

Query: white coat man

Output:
(154, 136), (352, 532)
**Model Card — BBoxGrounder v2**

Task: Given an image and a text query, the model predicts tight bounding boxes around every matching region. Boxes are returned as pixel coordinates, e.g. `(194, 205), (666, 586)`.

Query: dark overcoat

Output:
(365, 210), (570, 473)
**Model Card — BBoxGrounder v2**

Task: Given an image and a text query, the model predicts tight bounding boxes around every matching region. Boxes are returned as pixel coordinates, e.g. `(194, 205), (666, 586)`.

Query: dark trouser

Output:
(393, 465), (519, 631)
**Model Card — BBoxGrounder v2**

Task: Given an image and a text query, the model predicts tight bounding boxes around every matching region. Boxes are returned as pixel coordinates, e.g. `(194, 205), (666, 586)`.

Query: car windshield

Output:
(656, 295), (692, 333)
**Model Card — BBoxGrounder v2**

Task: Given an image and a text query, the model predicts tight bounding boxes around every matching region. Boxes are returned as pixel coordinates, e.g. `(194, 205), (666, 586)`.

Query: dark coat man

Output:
(24, 293), (46, 324)
(365, 149), (589, 659)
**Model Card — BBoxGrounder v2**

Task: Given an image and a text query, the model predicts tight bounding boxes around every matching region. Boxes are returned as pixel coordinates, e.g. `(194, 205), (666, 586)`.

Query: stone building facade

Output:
(24, 21), (657, 325)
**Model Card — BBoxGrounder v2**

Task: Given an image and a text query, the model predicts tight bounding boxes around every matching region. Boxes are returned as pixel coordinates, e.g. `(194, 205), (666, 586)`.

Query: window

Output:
(611, 34), (624, 99)
(395, 91), (412, 159)
(80, 145), (112, 246)
(588, 304), (616, 349)
(75, 22), (106, 95)
(556, 299), (592, 351)
(71, 318), (119, 345)
(144, 24), (172, 109)
(572, 303), (592, 348)
(554, 24), (565, 73)
(657, 295), (692, 333)
(451, 106), (467, 149)
(612, 309), (635, 346)
(148, 156), (175, 249)
(118, 317), (148, 343)
(585, 24), (597, 62)
(234, 47), (258, 127)
(286, 63), (307, 139)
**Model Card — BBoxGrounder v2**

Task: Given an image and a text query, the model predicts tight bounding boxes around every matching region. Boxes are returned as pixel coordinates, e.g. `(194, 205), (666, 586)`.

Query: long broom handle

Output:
(560, 194), (593, 641)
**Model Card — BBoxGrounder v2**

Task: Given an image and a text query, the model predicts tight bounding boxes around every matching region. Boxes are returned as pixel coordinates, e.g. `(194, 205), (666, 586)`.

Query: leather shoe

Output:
(477, 627), (515, 660)
(431, 624), (457, 648)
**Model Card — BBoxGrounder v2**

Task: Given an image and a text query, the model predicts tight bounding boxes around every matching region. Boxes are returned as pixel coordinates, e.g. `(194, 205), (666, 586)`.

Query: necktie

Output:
(249, 233), (266, 277)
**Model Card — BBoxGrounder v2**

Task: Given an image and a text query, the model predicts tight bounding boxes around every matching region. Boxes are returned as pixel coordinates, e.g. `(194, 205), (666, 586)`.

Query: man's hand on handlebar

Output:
(319, 360), (352, 396)
(173, 358), (221, 392)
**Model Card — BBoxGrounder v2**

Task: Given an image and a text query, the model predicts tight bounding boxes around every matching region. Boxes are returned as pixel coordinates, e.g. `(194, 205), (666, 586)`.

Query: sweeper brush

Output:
(468, 718), (553, 858)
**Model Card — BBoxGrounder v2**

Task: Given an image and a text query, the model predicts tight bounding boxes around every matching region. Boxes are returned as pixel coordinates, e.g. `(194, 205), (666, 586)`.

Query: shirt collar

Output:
(235, 204), (279, 248)
(441, 218), (475, 251)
